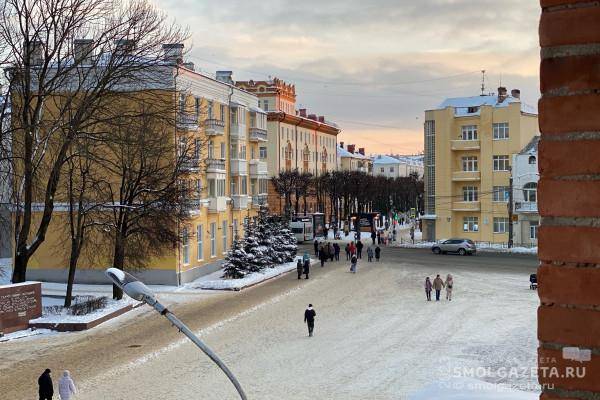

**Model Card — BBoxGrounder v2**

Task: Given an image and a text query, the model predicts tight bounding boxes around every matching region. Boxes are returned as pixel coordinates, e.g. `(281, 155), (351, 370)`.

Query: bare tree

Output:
(294, 172), (312, 215)
(271, 170), (299, 220)
(0, 0), (188, 282)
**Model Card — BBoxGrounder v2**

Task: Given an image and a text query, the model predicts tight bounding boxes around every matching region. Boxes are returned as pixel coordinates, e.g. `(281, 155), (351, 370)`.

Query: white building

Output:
(512, 136), (539, 246)
(372, 154), (424, 178)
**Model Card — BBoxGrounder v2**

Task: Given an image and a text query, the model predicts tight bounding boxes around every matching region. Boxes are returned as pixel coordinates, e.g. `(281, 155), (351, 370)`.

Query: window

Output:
(259, 147), (267, 159)
(528, 156), (537, 165)
(462, 156), (478, 172)
(380, 167), (384, 173)
(219, 104), (225, 122)
(233, 219), (238, 240)
(530, 221), (539, 240)
(222, 220), (228, 253)
(182, 227), (190, 264)
(217, 179), (225, 196)
(523, 182), (537, 202)
(241, 177), (247, 195)
(220, 142), (226, 159)
(240, 145), (246, 159)
(210, 223), (216, 257)
(207, 101), (213, 119)
(493, 155), (510, 171)
(197, 224), (203, 261)
(194, 97), (201, 116)
(493, 123), (509, 140)
(463, 217), (479, 232)
(461, 125), (478, 140)
(251, 147), (255, 160)
(493, 217), (509, 234)
(390, 167), (395, 173)
(179, 93), (185, 113)
(493, 186), (510, 202)
(194, 139), (201, 159)
(208, 140), (214, 159)
(463, 186), (479, 202)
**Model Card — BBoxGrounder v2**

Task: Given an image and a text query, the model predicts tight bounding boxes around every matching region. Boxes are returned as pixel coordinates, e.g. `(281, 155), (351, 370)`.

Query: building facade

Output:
(337, 143), (372, 173)
(512, 136), (539, 246)
(236, 78), (340, 216)
(422, 87), (538, 244)
(372, 154), (424, 178)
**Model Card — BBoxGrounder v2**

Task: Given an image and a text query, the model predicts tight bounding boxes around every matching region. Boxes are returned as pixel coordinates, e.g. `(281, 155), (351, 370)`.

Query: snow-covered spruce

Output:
(222, 239), (248, 279)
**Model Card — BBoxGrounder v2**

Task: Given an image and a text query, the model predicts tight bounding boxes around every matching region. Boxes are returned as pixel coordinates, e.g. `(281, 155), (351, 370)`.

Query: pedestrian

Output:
(303, 257), (310, 279)
(349, 241), (356, 256)
(344, 225), (350, 237)
(58, 371), (76, 400)
(304, 304), (316, 337)
(314, 239), (319, 256)
(356, 239), (364, 259)
(328, 242), (334, 262)
(371, 230), (376, 245)
(367, 246), (374, 262)
(375, 245), (381, 262)
(297, 259), (303, 280)
(432, 274), (445, 301)
(377, 231), (381, 245)
(333, 226), (338, 240)
(38, 369), (53, 400)
(333, 243), (340, 261)
(424, 277), (433, 301)
(319, 246), (327, 267)
(350, 254), (358, 273)
(393, 228), (397, 242)
(445, 274), (454, 301)
(345, 243), (350, 260)
(303, 251), (311, 265)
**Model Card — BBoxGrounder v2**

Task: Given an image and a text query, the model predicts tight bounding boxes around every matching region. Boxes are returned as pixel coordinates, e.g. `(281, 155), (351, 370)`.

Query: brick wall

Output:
(538, 1), (600, 398)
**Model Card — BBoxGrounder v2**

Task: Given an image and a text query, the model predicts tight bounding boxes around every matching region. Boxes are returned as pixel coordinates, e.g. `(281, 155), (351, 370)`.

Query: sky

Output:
(158, 0), (541, 154)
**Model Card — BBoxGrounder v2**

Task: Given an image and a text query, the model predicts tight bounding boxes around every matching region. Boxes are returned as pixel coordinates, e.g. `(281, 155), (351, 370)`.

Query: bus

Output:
(290, 220), (313, 243)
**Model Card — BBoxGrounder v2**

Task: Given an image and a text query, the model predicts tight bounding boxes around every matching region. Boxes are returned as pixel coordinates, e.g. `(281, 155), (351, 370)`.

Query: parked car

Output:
(431, 239), (476, 256)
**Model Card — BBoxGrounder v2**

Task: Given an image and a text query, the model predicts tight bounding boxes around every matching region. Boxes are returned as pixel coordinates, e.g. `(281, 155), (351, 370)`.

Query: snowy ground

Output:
(72, 249), (539, 400)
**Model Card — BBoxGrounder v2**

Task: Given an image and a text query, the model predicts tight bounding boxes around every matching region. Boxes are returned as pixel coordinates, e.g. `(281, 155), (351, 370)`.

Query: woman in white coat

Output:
(445, 274), (454, 301)
(58, 370), (77, 400)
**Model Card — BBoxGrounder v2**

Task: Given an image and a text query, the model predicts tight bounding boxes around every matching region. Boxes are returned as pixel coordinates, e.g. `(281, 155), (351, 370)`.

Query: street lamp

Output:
(105, 268), (248, 400)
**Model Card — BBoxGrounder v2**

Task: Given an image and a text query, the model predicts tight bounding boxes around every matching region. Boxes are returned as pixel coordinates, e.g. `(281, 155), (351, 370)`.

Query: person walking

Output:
(377, 231), (381, 245)
(58, 371), (76, 400)
(432, 274), (445, 301)
(38, 369), (53, 400)
(375, 245), (381, 262)
(344, 224), (350, 237)
(303, 257), (310, 279)
(350, 254), (358, 273)
(356, 240), (364, 259)
(367, 246), (374, 262)
(371, 230), (376, 245)
(333, 243), (340, 261)
(424, 277), (433, 301)
(328, 242), (334, 262)
(297, 259), (303, 280)
(313, 239), (319, 256)
(445, 274), (454, 301)
(349, 241), (356, 256)
(319, 246), (327, 267)
(304, 304), (316, 337)
(345, 243), (350, 260)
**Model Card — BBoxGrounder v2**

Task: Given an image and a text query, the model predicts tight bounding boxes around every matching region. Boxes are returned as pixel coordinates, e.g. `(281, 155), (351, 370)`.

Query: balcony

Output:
(452, 171), (481, 181)
(452, 201), (481, 212)
(181, 158), (200, 172)
(232, 195), (250, 210)
(208, 196), (228, 213)
(249, 160), (267, 176)
(451, 140), (480, 151)
(182, 198), (202, 212)
(230, 159), (248, 176)
(252, 194), (268, 208)
(230, 123), (247, 140)
(206, 158), (226, 173)
(249, 127), (268, 142)
(177, 112), (199, 131)
(515, 202), (538, 213)
(204, 119), (225, 136)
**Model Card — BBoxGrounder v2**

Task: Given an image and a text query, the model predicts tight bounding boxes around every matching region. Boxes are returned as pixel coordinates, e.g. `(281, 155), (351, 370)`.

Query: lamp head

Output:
(105, 268), (157, 304)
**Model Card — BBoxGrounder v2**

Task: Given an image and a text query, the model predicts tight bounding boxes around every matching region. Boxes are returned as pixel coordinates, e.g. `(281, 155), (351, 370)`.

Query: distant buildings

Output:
(512, 136), (539, 246)
(337, 143), (372, 173)
(372, 154), (424, 178)
(422, 87), (539, 244)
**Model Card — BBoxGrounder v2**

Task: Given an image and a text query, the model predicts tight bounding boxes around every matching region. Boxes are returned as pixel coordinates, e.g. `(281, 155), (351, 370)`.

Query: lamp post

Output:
(105, 268), (248, 400)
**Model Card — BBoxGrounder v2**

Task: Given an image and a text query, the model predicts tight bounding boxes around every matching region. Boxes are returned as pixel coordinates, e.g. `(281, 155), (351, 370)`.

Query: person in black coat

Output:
(375, 246), (381, 262)
(303, 258), (310, 279)
(297, 259), (303, 280)
(356, 240), (364, 259)
(38, 369), (53, 400)
(313, 239), (319, 255)
(333, 243), (340, 261)
(304, 304), (317, 337)
(371, 230), (376, 245)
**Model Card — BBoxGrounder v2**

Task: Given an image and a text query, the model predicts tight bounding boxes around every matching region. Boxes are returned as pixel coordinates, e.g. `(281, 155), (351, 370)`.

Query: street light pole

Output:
(105, 268), (248, 400)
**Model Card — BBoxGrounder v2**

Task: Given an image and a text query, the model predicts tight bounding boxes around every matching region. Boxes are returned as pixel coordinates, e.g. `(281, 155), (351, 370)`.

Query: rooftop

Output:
(435, 94), (538, 116)
(519, 135), (540, 155)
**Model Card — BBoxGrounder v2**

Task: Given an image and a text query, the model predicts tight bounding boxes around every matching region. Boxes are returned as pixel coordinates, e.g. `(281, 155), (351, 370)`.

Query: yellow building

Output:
(25, 45), (268, 285)
(337, 143), (372, 173)
(422, 87), (538, 244)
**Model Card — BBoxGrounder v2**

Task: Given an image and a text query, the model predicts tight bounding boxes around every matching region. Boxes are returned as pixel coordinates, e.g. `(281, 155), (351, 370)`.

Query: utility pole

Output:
(508, 167), (514, 248)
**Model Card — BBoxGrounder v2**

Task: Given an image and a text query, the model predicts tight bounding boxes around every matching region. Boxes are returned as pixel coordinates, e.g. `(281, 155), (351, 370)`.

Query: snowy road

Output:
(1, 249), (539, 400)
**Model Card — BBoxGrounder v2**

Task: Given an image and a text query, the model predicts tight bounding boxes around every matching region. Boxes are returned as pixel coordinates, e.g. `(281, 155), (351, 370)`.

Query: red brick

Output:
(539, 264), (600, 305)
(539, 305), (600, 347)
(539, 139), (600, 178)
(538, 179), (600, 217)
(541, 0), (590, 7)
(540, 7), (600, 47)
(538, 348), (600, 392)
(539, 94), (600, 135)
(541, 55), (600, 95)
(541, 393), (583, 400)
(539, 225), (600, 264)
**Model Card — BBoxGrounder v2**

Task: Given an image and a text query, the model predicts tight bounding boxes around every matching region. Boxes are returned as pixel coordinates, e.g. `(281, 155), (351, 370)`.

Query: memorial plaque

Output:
(0, 282), (42, 334)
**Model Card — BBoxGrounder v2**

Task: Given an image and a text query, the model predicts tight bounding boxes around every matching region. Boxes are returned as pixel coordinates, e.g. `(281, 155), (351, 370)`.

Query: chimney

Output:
(115, 39), (135, 57)
(162, 43), (184, 64)
(30, 40), (44, 65)
(347, 144), (356, 154)
(308, 114), (317, 121)
(299, 109), (307, 117)
(511, 89), (521, 99)
(74, 39), (93, 64)
(358, 148), (365, 156)
(340, 141), (344, 148)
(216, 71), (233, 85)
(318, 116), (325, 123)
(497, 86), (508, 103)
(183, 62), (195, 71)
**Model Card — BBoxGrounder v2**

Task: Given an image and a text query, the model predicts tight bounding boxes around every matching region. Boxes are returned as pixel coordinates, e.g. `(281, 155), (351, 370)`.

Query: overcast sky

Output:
(159, 0), (541, 154)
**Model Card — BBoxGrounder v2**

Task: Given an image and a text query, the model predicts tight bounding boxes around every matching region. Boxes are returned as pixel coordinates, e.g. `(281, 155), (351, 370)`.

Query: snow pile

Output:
(190, 257), (305, 291)
(0, 328), (56, 342)
(409, 378), (537, 400)
(31, 297), (137, 324)
(0, 257), (12, 285)
(393, 241), (537, 254)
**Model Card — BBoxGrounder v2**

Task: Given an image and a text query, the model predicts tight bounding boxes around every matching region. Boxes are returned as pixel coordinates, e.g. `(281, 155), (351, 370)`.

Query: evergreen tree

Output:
(254, 208), (275, 268)
(242, 217), (268, 272)
(222, 238), (249, 279)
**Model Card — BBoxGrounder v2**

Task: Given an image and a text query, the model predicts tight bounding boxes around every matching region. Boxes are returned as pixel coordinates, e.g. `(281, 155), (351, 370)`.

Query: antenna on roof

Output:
(480, 70), (486, 96)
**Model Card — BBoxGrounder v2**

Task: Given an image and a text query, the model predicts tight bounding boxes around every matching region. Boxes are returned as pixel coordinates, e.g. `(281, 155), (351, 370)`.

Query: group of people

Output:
(311, 237), (383, 275)
(424, 274), (454, 301)
(296, 252), (312, 279)
(38, 369), (77, 400)
(314, 241), (341, 267)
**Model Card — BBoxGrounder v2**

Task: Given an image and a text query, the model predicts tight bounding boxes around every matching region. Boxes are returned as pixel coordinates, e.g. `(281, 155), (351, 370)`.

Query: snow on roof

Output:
(436, 95), (538, 116)
(519, 135), (540, 155)
(337, 146), (368, 159)
(373, 154), (424, 166)
(373, 154), (402, 164)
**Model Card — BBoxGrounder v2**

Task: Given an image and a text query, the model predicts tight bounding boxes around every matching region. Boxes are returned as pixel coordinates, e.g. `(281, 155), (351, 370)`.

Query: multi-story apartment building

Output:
(236, 78), (340, 216)
(373, 154), (424, 178)
(512, 136), (539, 246)
(422, 87), (538, 243)
(25, 44), (268, 285)
(337, 143), (372, 173)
